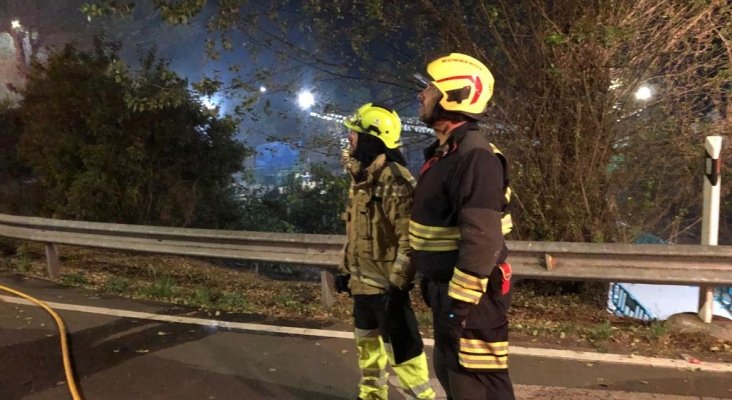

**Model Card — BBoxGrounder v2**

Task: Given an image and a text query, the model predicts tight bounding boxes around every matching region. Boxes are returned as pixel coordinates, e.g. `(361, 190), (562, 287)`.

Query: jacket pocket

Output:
(355, 196), (373, 257)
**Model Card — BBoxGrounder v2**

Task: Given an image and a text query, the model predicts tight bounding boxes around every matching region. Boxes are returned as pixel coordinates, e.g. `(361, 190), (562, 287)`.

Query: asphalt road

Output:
(1, 274), (730, 400)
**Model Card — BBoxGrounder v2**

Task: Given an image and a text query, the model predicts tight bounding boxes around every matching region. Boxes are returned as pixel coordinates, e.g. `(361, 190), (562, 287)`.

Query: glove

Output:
(334, 274), (351, 295)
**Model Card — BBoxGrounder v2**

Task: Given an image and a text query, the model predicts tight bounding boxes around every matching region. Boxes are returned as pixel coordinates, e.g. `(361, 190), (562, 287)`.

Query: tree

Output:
(297, 0), (732, 243)
(477, 0), (730, 243)
(16, 40), (249, 227)
(0, 100), (43, 215)
(82, 0), (731, 243)
(239, 163), (348, 234)
(281, 163), (348, 234)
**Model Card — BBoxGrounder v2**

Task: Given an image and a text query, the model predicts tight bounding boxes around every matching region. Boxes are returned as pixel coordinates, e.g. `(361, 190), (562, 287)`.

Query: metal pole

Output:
(45, 243), (61, 279)
(698, 136), (723, 323)
(320, 270), (336, 307)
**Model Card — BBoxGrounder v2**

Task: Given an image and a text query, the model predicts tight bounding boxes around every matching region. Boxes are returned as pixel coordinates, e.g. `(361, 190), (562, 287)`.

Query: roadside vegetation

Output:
(1, 241), (729, 365)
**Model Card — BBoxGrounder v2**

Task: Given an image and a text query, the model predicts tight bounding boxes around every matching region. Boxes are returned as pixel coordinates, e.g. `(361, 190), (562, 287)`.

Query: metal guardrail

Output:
(0, 213), (344, 270)
(1, 213), (731, 286)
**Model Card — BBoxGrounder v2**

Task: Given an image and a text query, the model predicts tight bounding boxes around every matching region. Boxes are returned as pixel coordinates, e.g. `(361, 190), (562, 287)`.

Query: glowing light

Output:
(635, 85), (652, 101)
(608, 78), (622, 91)
(297, 90), (315, 110)
(202, 96), (217, 110)
(11, 19), (21, 30)
(259, 86), (267, 93)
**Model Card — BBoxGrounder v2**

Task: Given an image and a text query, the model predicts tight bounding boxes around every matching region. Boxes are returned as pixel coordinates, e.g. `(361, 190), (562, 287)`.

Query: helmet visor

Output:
(343, 113), (363, 133)
(413, 73), (431, 87)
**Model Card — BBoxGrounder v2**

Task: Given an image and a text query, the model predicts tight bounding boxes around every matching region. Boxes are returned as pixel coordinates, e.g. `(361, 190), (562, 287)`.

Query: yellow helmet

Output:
(425, 53), (495, 119)
(343, 103), (402, 149)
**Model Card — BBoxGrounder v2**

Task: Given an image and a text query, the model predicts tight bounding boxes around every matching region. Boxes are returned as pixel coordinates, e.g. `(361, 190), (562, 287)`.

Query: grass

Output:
(588, 320), (613, 342)
(13, 244), (32, 273)
(274, 289), (298, 307)
(648, 320), (668, 341)
(104, 276), (130, 294)
(141, 275), (176, 299)
(192, 287), (218, 308)
(556, 322), (578, 339)
(216, 291), (248, 311)
(61, 271), (89, 285)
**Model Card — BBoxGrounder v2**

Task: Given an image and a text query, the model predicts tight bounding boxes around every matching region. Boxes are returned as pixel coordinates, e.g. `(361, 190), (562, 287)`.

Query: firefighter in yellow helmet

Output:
(411, 53), (516, 399)
(336, 103), (435, 400)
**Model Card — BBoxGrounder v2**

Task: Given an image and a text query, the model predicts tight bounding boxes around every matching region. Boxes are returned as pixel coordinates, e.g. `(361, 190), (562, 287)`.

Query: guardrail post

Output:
(321, 270), (335, 307)
(45, 243), (61, 279)
(698, 135), (723, 323)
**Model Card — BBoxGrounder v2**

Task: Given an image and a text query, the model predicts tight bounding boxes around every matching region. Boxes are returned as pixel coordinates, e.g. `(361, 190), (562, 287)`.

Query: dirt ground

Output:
(1, 242), (730, 365)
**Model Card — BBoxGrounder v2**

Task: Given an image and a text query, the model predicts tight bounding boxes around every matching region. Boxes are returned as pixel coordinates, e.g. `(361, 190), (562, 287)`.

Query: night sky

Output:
(0, 1), (431, 174)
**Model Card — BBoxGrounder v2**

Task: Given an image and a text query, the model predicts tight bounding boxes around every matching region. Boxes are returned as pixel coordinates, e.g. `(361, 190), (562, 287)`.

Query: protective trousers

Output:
(421, 277), (515, 400)
(353, 292), (436, 400)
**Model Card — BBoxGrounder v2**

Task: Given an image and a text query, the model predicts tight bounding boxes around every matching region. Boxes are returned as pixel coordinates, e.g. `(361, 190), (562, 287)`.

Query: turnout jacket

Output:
(341, 154), (418, 295)
(410, 122), (512, 304)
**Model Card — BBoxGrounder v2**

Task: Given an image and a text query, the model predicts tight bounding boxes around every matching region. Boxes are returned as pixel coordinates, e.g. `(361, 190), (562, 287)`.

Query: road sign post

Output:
(698, 136), (723, 323)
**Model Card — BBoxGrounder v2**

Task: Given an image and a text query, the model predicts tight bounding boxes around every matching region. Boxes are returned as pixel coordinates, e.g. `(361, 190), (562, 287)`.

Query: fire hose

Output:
(0, 284), (83, 400)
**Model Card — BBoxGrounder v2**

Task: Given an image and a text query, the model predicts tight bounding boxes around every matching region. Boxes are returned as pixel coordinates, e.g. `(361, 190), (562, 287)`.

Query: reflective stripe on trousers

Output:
(421, 277), (515, 400)
(355, 328), (390, 400)
(356, 329), (436, 400)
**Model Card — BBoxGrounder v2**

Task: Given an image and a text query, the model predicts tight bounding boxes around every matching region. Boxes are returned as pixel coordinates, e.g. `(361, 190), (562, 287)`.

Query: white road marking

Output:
(2, 295), (730, 373)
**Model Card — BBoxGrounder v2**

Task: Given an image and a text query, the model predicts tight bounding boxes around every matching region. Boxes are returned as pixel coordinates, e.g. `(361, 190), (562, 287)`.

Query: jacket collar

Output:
(423, 121), (479, 161)
(351, 154), (387, 187)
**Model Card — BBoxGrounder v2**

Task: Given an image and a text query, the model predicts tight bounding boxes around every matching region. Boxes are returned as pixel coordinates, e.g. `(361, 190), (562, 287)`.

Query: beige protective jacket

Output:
(340, 154), (417, 295)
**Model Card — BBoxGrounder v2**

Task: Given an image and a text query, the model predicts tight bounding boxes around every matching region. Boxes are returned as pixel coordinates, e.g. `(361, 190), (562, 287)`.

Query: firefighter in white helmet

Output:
(337, 103), (435, 400)
(411, 53), (515, 400)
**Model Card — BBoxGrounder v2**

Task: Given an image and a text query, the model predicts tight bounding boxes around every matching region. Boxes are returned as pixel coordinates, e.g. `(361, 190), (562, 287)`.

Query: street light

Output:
(11, 19), (21, 30)
(259, 86), (267, 93)
(297, 90), (315, 110)
(634, 85), (652, 101)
